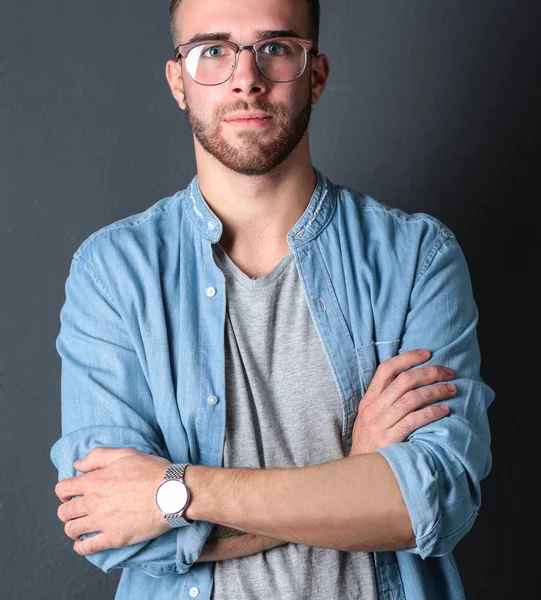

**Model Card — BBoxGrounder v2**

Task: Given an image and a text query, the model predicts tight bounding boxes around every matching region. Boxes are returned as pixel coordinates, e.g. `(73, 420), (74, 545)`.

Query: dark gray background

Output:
(1, 1), (538, 598)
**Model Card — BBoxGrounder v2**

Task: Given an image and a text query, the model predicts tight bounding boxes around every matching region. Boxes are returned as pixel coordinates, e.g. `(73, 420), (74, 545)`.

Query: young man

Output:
(51, 1), (495, 599)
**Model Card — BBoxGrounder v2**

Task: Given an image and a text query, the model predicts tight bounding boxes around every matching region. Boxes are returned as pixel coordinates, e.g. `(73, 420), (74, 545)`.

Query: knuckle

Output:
(426, 365), (440, 378)
(83, 541), (94, 554)
(64, 521), (75, 538)
(394, 419), (414, 440)
(57, 504), (65, 521)
(400, 411), (416, 428)
(397, 370), (413, 386)
(54, 482), (63, 498)
(75, 542), (86, 555)
(422, 385), (440, 401)
(424, 405), (444, 419)
(397, 391), (415, 409)
(439, 383), (452, 396)
(431, 404), (446, 416)
(379, 357), (392, 372)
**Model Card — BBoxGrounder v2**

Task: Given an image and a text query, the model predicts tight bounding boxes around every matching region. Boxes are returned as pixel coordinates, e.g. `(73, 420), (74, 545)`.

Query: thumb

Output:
(74, 447), (136, 472)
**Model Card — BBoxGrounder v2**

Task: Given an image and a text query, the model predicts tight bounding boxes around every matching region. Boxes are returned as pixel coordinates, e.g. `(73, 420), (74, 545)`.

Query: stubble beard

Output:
(183, 83), (313, 176)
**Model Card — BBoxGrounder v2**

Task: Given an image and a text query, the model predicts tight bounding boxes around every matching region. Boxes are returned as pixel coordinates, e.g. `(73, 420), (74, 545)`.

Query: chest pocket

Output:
(355, 339), (401, 395)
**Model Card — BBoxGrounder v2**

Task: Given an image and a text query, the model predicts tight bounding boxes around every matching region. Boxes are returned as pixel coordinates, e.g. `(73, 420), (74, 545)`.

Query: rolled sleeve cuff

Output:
(377, 441), (479, 559)
(50, 426), (214, 575)
(377, 441), (442, 559)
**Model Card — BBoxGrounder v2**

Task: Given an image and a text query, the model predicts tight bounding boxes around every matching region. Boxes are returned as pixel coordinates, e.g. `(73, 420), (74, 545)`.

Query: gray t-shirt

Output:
(209, 242), (378, 600)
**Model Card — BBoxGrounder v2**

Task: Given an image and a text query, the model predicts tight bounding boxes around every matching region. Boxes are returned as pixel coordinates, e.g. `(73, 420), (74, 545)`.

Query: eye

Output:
(202, 44), (226, 58)
(260, 42), (288, 56)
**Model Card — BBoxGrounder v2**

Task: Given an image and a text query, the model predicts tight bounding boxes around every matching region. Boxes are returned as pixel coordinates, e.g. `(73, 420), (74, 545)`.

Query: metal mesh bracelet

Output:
(162, 463), (193, 528)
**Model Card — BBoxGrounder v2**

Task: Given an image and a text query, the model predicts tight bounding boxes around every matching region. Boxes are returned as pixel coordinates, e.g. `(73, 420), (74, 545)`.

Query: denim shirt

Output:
(50, 167), (495, 600)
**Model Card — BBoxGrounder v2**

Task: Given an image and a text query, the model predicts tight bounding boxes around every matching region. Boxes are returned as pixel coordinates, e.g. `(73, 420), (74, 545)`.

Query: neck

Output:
(194, 135), (317, 252)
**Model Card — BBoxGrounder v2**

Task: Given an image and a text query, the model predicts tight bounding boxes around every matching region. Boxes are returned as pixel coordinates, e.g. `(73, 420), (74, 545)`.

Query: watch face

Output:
(156, 480), (189, 514)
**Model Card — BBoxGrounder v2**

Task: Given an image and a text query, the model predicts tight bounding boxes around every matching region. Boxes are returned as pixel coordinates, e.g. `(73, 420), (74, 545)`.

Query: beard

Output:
(183, 82), (313, 176)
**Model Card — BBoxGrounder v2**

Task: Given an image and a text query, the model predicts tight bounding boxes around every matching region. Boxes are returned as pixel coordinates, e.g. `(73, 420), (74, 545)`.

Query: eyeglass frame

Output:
(174, 37), (317, 86)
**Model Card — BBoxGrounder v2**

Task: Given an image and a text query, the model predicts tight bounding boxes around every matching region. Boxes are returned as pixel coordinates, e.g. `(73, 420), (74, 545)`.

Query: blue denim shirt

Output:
(50, 168), (495, 600)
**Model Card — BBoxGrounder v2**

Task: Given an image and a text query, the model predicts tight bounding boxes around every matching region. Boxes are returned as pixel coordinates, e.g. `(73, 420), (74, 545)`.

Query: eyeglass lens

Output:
(185, 40), (307, 85)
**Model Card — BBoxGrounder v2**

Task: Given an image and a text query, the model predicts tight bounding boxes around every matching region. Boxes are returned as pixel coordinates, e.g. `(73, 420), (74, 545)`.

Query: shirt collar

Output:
(185, 167), (336, 248)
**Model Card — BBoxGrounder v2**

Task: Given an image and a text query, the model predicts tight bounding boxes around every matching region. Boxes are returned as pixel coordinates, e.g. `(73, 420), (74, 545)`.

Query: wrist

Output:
(155, 463), (194, 527)
(183, 463), (216, 522)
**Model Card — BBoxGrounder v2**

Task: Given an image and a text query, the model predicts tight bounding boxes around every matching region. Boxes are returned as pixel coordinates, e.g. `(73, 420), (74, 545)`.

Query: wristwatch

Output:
(155, 463), (193, 528)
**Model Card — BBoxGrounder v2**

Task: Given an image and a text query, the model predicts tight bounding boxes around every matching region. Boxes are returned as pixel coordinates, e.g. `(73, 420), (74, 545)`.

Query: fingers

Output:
(382, 382), (457, 429)
(73, 533), (108, 556)
(366, 349), (433, 398)
(349, 348), (458, 455)
(55, 475), (89, 502)
(64, 516), (96, 541)
(390, 403), (451, 443)
(74, 446), (137, 473)
(378, 363), (455, 410)
(57, 496), (87, 524)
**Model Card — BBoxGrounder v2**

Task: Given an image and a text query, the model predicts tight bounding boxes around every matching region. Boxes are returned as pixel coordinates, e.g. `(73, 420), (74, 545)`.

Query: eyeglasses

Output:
(174, 37), (316, 86)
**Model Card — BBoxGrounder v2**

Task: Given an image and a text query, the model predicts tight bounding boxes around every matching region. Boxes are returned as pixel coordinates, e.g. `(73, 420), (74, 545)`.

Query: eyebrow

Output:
(184, 29), (303, 45)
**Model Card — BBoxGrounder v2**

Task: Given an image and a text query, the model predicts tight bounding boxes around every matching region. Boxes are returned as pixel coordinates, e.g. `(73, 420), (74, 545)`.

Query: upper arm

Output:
(54, 256), (165, 452)
(50, 255), (197, 576)
(376, 234), (495, 558)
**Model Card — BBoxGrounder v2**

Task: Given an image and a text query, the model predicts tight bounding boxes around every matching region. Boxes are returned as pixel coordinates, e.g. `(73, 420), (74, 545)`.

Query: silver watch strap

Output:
(162, 463), (192, 528)
(164, 463), (188, 482)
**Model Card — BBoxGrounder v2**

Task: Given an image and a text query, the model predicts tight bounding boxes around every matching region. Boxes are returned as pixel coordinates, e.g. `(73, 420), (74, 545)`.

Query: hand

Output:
(349, 349), (457, 456)
(55, 447), (172, 556)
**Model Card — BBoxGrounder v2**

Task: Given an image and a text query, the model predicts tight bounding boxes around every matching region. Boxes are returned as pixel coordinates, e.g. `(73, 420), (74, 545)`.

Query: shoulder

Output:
(64, 188), (191, 311)
(72, 189), (187, 273)
(332, 180), (456, 276)
(336, 181), (453, 238)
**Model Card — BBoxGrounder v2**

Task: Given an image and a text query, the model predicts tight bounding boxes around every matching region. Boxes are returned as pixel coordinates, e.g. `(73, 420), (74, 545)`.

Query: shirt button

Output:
(189, 587), (200, 597)
(208, 220), (217, 230)
(206, 287), (216, 297)
(207, 395), (218, 405)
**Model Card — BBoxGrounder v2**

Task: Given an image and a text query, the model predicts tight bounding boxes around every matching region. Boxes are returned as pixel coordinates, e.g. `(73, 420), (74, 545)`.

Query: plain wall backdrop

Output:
(1, 1), (538, 598)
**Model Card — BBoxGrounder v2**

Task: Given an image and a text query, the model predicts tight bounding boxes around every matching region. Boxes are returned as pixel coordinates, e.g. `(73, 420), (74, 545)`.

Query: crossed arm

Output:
(55, 350), (459, 559)
(55, 448), (416, 557)
(52, 237), (494, 569)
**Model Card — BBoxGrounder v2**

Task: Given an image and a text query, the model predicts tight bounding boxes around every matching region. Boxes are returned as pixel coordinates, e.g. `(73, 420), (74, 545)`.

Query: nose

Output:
(229, 47), (269, 97)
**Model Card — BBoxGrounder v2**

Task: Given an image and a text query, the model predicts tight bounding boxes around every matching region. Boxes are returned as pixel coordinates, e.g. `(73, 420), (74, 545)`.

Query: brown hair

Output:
(168, 0), (320, 54)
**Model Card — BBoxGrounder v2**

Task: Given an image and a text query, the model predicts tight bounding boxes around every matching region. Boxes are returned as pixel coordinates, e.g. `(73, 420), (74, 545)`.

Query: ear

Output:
(165, 59), (187, 110)
(310, 53), (330, 105)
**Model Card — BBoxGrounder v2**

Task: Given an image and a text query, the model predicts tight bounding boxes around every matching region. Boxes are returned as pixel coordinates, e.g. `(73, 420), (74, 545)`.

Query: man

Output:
(51, 0), (495, 598)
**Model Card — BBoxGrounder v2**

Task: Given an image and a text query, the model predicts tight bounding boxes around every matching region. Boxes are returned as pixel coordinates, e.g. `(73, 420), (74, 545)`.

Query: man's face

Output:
(171, 0), (316, 176)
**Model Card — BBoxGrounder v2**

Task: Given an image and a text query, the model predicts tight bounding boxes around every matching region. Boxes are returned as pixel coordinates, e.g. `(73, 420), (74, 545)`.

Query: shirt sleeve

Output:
(376, 233), (495, 559)
(50, 256), (206, 577)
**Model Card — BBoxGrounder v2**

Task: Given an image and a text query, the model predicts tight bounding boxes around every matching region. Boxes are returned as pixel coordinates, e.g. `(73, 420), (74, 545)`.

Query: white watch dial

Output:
(156, 480), (189, 514)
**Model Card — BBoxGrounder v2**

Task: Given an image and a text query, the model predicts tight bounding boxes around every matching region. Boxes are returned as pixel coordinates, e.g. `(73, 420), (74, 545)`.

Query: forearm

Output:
(196, 533), (288, 562)
(184, 453), (415, 552)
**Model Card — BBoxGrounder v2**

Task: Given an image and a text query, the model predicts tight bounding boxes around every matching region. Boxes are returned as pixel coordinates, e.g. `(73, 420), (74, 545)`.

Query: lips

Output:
(225, 112), (272, 121)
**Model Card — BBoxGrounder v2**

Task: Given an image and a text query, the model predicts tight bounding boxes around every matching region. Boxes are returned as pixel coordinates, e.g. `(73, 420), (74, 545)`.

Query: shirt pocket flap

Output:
(355, 339), (401, 393)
